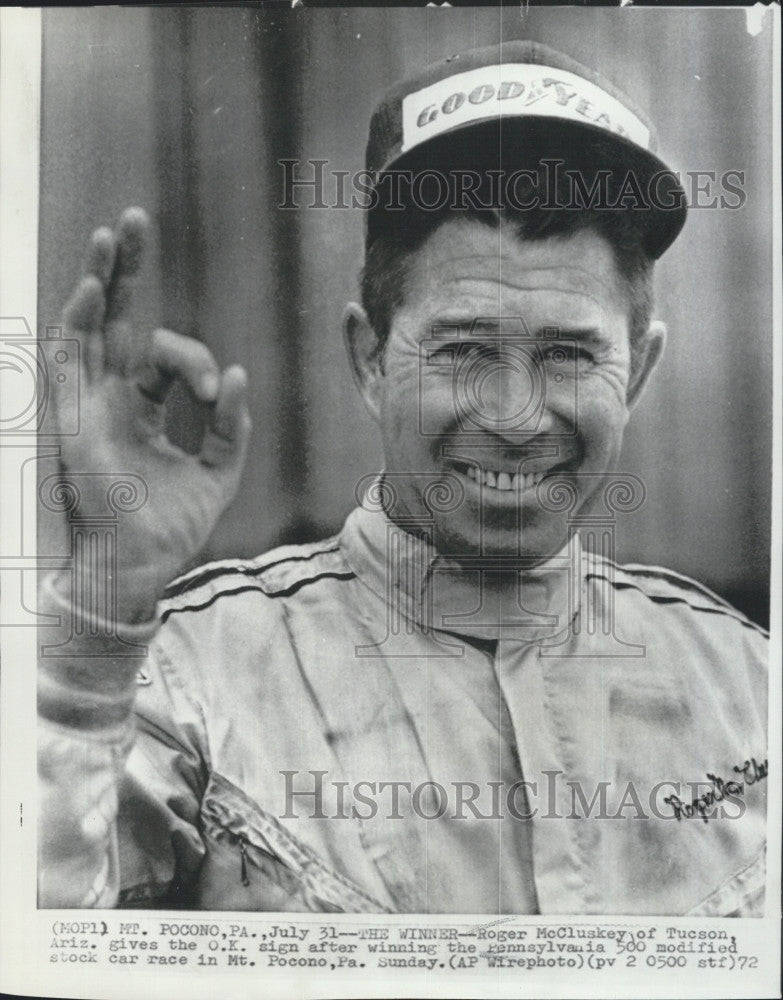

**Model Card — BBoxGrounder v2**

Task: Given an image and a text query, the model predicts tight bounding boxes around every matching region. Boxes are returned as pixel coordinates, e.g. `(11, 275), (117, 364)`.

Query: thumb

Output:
(199, 365), (252, 474)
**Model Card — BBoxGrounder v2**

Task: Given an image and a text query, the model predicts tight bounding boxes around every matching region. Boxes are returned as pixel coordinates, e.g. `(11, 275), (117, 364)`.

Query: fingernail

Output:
(201, 373), (219, 399)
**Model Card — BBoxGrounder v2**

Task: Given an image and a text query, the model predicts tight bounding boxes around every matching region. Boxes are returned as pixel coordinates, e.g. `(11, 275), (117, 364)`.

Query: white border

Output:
(0, 9), (42, 998)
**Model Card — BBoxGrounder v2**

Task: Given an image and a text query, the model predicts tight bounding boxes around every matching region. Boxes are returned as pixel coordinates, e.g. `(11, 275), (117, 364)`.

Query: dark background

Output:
(37, 6), (774, 626)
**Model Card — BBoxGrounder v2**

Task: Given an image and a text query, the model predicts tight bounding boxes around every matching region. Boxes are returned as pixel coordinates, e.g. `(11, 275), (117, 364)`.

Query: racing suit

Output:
(38, 499), (768, 914)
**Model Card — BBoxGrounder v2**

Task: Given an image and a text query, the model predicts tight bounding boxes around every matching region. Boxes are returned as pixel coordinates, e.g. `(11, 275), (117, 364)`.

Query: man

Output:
(39, 41), (767, 915)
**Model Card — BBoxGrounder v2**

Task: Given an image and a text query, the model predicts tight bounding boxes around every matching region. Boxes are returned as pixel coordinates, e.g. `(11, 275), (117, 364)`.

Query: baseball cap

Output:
(365, 40), (687, 258)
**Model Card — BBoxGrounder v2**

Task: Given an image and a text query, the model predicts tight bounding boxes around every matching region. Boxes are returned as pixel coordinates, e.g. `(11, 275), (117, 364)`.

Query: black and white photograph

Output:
(0, 4), (779, 999)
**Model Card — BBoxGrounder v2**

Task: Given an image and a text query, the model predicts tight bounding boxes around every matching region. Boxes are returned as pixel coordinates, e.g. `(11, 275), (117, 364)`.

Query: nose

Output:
(455, 346), (555, 435)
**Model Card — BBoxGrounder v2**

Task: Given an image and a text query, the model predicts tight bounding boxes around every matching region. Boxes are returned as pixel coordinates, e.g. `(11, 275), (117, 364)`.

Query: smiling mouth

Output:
(449, 458), (576, 493)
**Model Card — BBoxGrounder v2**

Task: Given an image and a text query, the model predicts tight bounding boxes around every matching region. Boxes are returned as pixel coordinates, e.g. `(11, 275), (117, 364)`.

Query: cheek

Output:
(577, 382), (631, 455)
(379, 370), (425, 462)
(381, 340), (449, 435)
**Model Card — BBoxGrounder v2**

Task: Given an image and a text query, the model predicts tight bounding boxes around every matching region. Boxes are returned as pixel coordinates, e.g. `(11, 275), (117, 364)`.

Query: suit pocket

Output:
(201, 772), (390, 913)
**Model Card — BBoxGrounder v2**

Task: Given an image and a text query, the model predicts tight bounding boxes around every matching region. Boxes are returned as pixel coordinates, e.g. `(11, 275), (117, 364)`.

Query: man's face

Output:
(368, 217), (650, 563)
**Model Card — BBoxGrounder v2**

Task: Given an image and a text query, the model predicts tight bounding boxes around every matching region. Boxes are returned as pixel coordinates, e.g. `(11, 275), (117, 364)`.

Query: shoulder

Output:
(586, 555), (769, 639)
(158, 535), (356, 625)
(138, 539), (353, 729)
(145, 536), (357, 694)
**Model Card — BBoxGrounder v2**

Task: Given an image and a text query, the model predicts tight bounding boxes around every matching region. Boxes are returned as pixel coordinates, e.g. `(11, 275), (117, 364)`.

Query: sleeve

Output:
(37, 576), (209, 909)
(114, 636), (211, 907)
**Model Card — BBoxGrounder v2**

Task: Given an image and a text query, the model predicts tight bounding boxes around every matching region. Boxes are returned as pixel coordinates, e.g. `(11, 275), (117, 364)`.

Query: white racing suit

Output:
(39, 501), (768, 914)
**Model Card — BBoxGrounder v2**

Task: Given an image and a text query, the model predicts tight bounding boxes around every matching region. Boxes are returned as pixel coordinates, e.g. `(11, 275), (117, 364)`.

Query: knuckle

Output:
(63, 276), (103, 323)
(76, 274), (103, 297)
(150, 326), (174, 349)
(150, 327), (188, 359)
(189, 339), (214, 367)
(122, 206), (149, 227)
(150, 329), (215, 376)
(184, 342), (217, 378)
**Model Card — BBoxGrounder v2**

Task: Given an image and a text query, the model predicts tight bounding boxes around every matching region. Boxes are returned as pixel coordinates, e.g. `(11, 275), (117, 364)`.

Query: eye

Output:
(457, 341), (498, 361)
(425, 342), (458, 362)
(427, 341), (497, 362)
(541, 343), (595, 366)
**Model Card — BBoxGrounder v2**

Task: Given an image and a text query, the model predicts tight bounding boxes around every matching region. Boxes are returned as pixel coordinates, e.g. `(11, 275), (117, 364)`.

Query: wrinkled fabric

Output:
(39, 502), (767, 914)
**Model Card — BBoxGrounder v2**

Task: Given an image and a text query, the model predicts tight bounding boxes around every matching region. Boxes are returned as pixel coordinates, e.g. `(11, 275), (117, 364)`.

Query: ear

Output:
(343, 302), (385, 423)
(626, 320), (666, 411)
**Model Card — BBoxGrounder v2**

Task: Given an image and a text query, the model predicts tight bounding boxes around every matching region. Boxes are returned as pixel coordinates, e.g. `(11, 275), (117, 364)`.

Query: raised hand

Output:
(54, 207), (252, 621)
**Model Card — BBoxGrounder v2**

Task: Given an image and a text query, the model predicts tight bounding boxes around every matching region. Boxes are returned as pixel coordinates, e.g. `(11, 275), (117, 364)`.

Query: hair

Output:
(360, 180), (655, 374)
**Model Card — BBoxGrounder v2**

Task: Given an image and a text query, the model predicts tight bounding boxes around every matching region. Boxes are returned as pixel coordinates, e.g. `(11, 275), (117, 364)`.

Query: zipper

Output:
(239, 836), (250, 887)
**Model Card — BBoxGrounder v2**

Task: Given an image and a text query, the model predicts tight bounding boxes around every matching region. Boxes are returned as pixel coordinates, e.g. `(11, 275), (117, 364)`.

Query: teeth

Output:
(465, 466), (548, 492)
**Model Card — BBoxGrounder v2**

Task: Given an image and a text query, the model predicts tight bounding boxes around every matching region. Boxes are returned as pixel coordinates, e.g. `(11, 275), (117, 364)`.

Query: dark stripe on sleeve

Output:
(589, 575), (769, 637)
(161, 571), (356, 623)
(164, 544), (341, 599)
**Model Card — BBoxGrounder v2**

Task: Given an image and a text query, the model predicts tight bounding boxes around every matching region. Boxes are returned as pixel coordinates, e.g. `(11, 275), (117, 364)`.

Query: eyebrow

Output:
(429, 319), (608, 343)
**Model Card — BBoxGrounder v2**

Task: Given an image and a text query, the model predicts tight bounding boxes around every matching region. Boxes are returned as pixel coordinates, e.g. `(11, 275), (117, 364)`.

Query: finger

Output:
(62, 275), (106, 379)
(104, 206), (149, 326)
(85, 226), (116, 286)
(135, 328), (221, 405)
(200, 366), (252, 471)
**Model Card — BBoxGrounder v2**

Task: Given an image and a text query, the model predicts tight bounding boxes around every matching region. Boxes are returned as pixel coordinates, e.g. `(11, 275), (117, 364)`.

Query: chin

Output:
(432, 515), (566, 565)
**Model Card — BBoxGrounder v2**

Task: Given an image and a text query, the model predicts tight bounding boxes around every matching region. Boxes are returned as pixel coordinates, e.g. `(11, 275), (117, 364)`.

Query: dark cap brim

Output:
(366, 115), (687, 260)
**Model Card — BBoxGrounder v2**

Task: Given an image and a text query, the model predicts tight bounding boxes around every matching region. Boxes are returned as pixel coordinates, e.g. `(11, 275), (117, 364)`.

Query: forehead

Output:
(400, 217), (629, 326)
